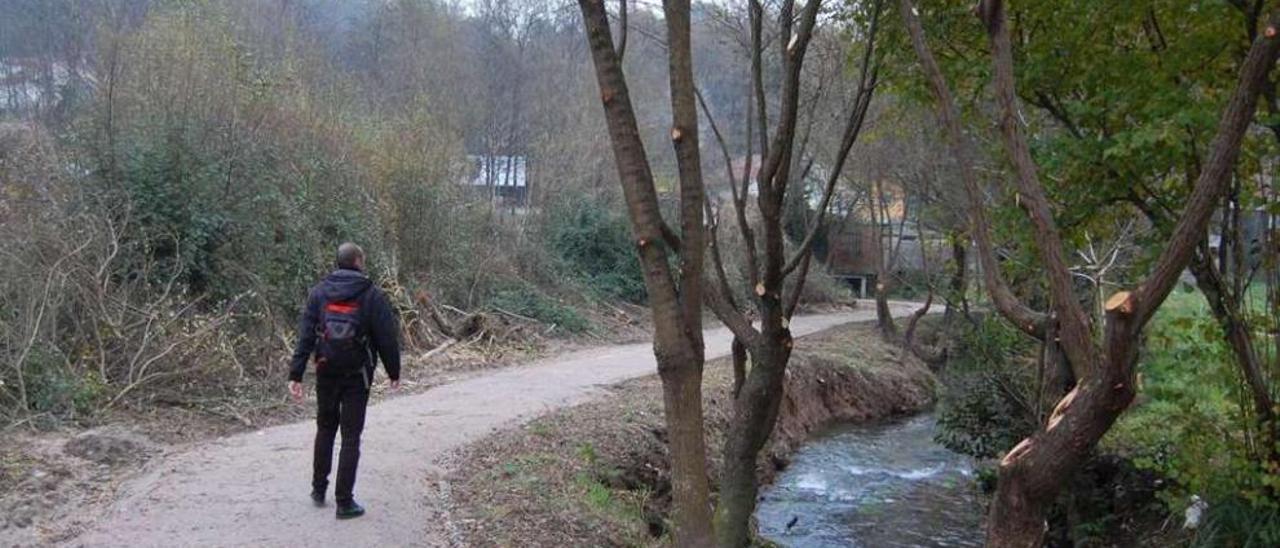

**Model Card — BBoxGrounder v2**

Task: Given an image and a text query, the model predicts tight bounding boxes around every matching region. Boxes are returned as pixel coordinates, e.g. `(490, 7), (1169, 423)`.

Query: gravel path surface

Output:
(70, 304), (918, 547)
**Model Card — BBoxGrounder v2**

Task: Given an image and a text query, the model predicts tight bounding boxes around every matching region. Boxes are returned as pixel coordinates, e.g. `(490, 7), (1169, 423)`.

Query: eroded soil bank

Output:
(444, 322), (937, 546)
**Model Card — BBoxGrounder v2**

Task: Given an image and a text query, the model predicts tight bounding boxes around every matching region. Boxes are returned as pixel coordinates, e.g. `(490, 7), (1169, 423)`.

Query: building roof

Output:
(464, 154), (527, 188)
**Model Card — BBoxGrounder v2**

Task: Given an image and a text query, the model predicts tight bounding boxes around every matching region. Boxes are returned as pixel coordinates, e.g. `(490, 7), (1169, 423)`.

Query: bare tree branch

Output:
(695, 86), (761, 289)
(615, 0), (628, 59)
(977, 0), (1097, 376)
(780, 0), (882, 278)
(898, 0), (1048, 339)
(750, 0), (770, 162)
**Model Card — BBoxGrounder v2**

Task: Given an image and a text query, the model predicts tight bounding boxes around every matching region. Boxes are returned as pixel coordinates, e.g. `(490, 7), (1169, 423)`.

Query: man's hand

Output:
(389, 379), (401, 391)
(288, 381), (304, 402)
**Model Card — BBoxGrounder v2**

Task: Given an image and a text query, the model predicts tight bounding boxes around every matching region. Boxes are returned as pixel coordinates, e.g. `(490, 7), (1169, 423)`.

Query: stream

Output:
(756, 413), (984, 547)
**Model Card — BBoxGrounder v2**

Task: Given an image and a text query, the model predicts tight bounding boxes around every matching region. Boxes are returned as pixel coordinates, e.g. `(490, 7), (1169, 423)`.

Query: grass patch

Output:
(1105, 287), (1280, 546)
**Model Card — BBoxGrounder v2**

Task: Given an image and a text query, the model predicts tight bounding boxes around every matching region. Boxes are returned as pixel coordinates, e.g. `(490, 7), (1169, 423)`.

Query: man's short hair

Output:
(336, 242), (365, 270)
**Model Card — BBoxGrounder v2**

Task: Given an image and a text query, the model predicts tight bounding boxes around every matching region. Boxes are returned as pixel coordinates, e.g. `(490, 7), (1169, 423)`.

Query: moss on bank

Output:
(444, 322), (937, 546)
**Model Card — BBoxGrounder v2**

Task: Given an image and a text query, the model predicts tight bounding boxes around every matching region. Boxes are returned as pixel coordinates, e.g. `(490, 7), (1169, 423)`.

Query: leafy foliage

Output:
(1107, 289), (1280, 546)
(490, 286), (590, 334)
(542, 194), (647, 304)
(934, 317), (1039, 459)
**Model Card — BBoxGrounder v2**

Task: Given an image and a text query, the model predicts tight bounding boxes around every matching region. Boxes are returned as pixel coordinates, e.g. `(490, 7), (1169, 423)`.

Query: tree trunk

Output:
(986, 295), (1140, 546)
(731, 336), (748, 399)
(657, 349), (715, 547)
(1035, 317), (1073, 424)
(871, 179), (900, 340)
(945, 234), (968, 322)
(875, 281), (898, 340)
(714, 317), (792, 547)
(1189, 246), (1279, 462)
(576, 2), (716, 545)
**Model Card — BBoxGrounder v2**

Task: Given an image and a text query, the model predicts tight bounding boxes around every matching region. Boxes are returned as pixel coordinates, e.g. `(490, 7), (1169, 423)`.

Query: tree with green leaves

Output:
(897, 0), (1280, 544)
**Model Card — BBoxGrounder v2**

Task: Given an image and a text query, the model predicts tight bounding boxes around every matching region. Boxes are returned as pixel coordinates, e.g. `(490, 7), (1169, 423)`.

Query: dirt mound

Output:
(0, 428), (156, 546)
(64, 428), (155, 466)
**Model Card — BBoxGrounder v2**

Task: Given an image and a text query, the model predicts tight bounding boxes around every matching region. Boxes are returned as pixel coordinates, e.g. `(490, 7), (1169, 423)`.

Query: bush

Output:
(541, 194), (646, 304)
(490, 286), (590, 333)
(933, 316), (1039, 459)
(1188, 497), (1280, 548)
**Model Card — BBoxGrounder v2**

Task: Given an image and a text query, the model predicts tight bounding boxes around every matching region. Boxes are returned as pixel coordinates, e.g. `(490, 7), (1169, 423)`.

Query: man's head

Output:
(336, 242), (366, 271)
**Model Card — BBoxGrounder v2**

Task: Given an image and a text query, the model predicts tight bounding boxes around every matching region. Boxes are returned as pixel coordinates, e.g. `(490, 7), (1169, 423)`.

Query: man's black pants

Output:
(313, 372), (369, 504)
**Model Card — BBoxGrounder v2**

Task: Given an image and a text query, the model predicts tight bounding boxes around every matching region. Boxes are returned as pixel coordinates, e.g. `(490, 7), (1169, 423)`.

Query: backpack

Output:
(314, 289), (372, 377)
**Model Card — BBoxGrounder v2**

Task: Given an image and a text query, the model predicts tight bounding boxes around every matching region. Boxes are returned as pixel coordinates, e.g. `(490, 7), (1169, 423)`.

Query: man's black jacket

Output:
(288, 268), (401, 383)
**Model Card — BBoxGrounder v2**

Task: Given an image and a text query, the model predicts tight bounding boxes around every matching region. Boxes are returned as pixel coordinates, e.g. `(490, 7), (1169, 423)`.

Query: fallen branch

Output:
(419, 338), (458, 362)
(493, 307), (539, 323)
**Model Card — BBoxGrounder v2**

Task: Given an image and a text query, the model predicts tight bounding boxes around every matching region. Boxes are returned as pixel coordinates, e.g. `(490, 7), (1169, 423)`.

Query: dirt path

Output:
(69, 303), (920, 547)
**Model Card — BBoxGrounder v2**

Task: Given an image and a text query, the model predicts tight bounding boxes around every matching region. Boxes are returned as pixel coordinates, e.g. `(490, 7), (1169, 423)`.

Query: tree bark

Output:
(944, 234), (969, 323)
(731, 337), (748, 399)
(577, 2), (715, 545)
(715, 332), (793, 547)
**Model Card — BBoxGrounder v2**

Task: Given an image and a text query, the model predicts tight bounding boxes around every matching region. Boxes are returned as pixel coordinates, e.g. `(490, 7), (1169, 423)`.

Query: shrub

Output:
(490, 286), (590, 334)
(1192, 498), (1280, 548)
(934, 316), (1039, 459)
(541, 194), (646, 303)
(1106, 289), (1280, 545)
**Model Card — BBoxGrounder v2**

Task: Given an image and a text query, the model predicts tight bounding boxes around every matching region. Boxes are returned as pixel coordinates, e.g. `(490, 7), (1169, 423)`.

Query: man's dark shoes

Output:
(336, 500), (365, 520)
(310, 489), (325, 507)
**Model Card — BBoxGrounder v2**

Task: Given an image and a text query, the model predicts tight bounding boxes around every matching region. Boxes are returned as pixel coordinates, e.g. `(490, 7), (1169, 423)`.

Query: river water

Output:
(756, 414), (984, 547)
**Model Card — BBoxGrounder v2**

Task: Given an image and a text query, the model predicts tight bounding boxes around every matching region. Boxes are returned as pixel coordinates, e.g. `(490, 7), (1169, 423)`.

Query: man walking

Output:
(288, 242), (401, 519)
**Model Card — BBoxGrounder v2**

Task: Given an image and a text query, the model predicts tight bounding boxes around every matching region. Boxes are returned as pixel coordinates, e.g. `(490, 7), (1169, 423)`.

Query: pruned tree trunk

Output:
(986, 292), (1141, 546)
(577, 1), (715, 544)
(706, 1), (883, 544)
(945, 233), (969, 322)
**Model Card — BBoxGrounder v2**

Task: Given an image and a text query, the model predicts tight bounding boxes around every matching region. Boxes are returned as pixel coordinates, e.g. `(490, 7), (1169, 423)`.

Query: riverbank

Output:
(441, 322), (937, 546)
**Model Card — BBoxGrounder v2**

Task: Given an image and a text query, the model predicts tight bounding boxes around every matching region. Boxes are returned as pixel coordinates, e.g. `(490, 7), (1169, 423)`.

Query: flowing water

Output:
(756, 414), (984, 547)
